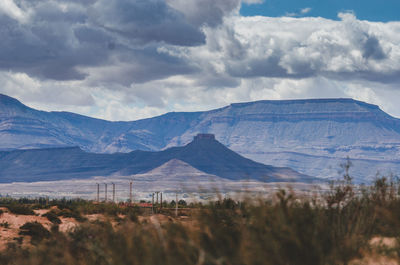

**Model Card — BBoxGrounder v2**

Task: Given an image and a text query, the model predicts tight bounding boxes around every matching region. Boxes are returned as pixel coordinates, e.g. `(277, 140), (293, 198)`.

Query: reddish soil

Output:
(0, 207), (79, 250)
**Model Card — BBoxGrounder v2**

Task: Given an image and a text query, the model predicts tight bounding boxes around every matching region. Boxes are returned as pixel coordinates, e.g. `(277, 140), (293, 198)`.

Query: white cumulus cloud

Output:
(0, 0), (29, 23)
(0, 1), (400, 120)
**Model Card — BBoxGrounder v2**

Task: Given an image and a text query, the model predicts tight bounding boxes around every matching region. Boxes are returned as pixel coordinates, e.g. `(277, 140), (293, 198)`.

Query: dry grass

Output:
(1, 175), (400, 264)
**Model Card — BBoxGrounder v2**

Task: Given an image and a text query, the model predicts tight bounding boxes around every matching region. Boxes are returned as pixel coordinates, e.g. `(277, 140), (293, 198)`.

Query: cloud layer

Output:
(192, 13), (400, 83)
(0, 0), (400, 120)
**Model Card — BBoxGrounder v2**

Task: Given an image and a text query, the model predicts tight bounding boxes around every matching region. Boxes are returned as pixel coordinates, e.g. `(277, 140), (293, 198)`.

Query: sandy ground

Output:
(0, 207), (49, 249)
(0, 208), (399, 264)
(350, 237), (400, 265)
(0, 209), (138, 250)
(0, 207), (80, 250)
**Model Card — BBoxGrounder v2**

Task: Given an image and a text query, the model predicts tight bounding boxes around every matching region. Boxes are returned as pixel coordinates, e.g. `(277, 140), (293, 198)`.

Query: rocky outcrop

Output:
(1, 94), (400, 181)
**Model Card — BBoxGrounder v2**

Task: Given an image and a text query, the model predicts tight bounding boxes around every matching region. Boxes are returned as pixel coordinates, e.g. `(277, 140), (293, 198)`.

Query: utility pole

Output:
(112, 183), (115, 203)
(97, 183), (100, 203)
(156, 192), (159, 206)
(105, 183), (108, 202)
(155, 192), (159, 213)
(152, 193), (155, 214)
(129, 181), (133, 204)
(175, 193), (178, 217)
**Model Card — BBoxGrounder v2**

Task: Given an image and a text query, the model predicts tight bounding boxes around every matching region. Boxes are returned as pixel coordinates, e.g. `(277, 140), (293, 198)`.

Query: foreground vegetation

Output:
(1, 175), (400, 264)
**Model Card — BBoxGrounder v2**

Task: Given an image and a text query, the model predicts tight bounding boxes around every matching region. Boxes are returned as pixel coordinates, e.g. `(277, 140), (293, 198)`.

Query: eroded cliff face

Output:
(167, 99), (400, 158)
(1, 94), (400, 181)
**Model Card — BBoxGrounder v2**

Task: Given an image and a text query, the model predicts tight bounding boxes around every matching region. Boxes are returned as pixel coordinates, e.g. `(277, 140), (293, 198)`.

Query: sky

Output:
(240, 0), (400, 22)
(0, 0), (399, 121)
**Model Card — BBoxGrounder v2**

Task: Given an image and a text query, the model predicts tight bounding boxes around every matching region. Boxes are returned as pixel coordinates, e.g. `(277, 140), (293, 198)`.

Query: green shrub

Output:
(6, 204), (35, 215)
(19, 222), (50, 244)
(42, 211), (62, 224)
(57, 209), (87, 222)
(0, 176), (400, 264)
(0, 222), (9, 229)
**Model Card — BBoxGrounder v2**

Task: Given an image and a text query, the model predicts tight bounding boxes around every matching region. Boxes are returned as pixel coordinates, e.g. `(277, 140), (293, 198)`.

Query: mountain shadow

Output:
(0, 134), (313, 183)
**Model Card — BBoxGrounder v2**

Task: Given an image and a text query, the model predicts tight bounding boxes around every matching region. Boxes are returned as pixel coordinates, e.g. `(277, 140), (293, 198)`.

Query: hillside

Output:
(0, 134), (310, 183)
(1, 94), (400, 181)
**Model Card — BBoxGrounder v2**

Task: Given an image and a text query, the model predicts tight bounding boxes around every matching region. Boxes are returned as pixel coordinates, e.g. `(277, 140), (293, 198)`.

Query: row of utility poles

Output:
(96, 182), (125, 203)
(95, 182), (179, 216)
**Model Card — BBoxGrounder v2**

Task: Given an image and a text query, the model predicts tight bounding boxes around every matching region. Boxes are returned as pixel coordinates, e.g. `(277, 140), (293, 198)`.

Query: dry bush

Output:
(1, 175), (400, 264)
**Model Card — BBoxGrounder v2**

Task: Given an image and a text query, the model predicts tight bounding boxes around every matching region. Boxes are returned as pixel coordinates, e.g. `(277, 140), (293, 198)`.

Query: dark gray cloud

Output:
(167, 0), (240, 27)
(74, 26), (111, 44)
(86, 45), (199, 86)
(0, 2), (104, 80)
(0, 0), (238, 83)
(33, 1), (87, 23)
(362, 35), (386, 60)
(90, 0), (206, 46)
(227, 55), (313, 79)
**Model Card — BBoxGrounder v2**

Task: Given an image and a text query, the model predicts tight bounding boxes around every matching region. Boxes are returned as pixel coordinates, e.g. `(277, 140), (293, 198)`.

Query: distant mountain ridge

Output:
(0, 134), (311, 183)
(1, 94), (400, 181)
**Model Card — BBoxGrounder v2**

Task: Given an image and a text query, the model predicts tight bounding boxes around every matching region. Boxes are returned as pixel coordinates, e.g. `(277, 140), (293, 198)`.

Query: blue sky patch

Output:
(240, 0), (400, 22)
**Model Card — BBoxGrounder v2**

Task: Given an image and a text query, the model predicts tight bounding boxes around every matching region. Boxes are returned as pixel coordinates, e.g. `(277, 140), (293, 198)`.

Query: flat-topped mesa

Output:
(194, 133), (215, 141)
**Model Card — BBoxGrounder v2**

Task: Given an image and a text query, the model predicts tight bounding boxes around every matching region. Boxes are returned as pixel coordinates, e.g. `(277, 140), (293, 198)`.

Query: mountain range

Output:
(0, 133), (310, 183)
(1, 94), (400, 182)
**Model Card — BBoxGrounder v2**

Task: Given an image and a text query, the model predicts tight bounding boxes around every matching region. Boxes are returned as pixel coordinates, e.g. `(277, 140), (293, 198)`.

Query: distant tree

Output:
(7, 204), (35, 215)
(178, 200), (187, 207)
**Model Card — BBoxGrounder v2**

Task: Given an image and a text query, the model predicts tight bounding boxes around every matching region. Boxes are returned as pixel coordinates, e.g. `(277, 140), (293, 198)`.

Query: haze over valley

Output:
(1, 94), (399, 189)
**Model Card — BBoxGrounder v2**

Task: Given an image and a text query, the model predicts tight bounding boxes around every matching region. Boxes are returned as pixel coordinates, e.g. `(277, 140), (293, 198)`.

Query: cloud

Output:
(166, 0), (240, 27)
(285, 7), (312, 17)
(0, 72), (95, 108)
(0, 2), (103, 80)
(90, 0), (206, 46)
(83, 45), (198, 86)
(301, 7), (312, 15)
(241, 0), (264, 4)
(187, 14), (400, 85)
(0, 0), (238, 83)
(0, 0), (29, 23)
(1, 2), (400, 121)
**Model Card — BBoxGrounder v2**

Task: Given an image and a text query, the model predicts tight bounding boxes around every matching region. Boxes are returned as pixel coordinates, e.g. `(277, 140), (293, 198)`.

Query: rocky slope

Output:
(0, 134), (310, 183)
(1, 94), (400, 181)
